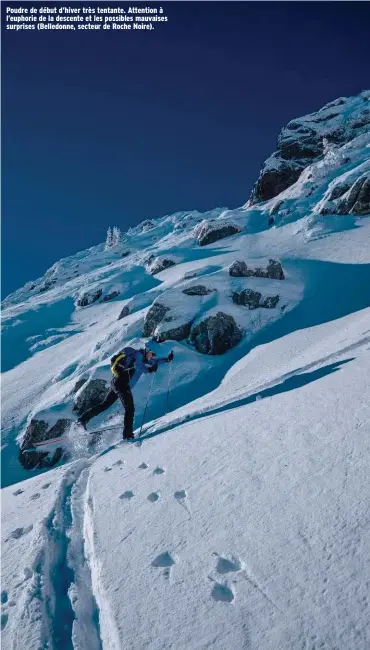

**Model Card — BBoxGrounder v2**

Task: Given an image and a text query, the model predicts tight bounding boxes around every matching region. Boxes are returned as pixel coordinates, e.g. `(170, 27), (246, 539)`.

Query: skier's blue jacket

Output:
(110, 347), (168, 389)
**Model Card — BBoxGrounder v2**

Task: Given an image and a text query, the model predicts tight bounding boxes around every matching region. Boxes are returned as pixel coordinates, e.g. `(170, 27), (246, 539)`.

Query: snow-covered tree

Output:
(105, 227), (113, 250)
(112, 226), (123, 246)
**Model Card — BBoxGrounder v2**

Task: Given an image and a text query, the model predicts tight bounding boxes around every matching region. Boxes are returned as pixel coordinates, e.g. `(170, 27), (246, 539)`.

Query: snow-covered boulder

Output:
(190, 312), (243, 355)
(76, 288), (102, 307)
(182, 285), (214, 296)
(232, 289), (280, 310)
(143, 303), (171, 337)
(143, 294), (199, 342)
(196, 220), (242, 246)
(73, 378), (110, 416)
(147, 257), (176, 275)
(102, 290), (120, 302)
(19, 418), (70, 470)
(229, 259), (285, 280)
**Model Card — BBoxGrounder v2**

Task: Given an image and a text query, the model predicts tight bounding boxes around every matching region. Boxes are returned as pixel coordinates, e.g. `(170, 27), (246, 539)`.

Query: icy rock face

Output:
(77, 288), (103, 307)
(229, 259), (285, 280)
(182, 285), (214, 296)
(249, 92), (370, 203)
(118, 305), (130, 320)
(143, 301), (194, 342)
(143, 303), (170, 337)
(148, 257), (176, 275)
(190, 312), (243, 355)
(19, 418), (71, 470)
(196, 220), (242, 246)
(154, 321), (193, 343)
(102, 290), (120, 302)
(232, 289), (280, 310)
(318, 172), (370, 216)
(73, 378), (110, 416)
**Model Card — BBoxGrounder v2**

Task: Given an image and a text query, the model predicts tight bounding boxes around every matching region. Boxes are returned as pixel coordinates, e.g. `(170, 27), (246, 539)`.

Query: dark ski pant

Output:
(80, 376), (134, 437)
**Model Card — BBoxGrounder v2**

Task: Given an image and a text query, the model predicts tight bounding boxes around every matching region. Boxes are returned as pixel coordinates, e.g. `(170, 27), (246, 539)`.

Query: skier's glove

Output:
(148, 362), (158, 373)
(167, 351), (174, 362)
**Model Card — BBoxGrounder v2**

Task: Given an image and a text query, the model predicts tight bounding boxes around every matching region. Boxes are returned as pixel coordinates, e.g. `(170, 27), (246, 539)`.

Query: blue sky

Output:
(2, 1), (370, 296)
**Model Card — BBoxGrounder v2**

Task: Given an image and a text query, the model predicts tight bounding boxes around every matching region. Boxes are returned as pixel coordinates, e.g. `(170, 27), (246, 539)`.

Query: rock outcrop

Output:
(102, 290), (120, 302)
(249, 92), (370, 204)
(196, 220), (242, 246)
(118, 305), (130, 320)
(148, 257), (176, 275)
(318, 172), (370, 216)
(229, 259), (285, 280)
(232, 289), (280, 309)
(190, 312), (243, 355)
(182, 285), (214, 296)
(19, 418), (71, 470)
(73, 378), (110, 416)
(77, 288), (103, 307)
(143, 303), (171, 337)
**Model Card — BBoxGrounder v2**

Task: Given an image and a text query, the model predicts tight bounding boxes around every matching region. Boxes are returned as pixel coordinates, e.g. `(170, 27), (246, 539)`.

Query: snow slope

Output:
(2, 91), (370, 648)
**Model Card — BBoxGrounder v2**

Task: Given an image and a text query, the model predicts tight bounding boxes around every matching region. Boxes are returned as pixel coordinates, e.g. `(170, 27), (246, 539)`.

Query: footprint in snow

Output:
(138, 462), (149, 470)
(152, 552), (176, 568)
(104, 467), (112, 472)
(153, 467), (165, 475)
(119, 491), (134, 500)
(147, 492), (160, 503)
(13, 489), (24, 496)
(174, 490), (186, 501)
(1, 591), (8, 604)
(42, 483), (51, 490)
(211, 582), (235, 603)
(30, 493), (40, 501)
(1, 614), (8, 631)
(113, 460), (123, 467)
(213, 553), (242, 574)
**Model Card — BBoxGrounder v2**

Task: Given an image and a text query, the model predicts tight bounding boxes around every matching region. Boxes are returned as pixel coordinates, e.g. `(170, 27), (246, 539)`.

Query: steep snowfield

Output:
(2, 92), (370, 648)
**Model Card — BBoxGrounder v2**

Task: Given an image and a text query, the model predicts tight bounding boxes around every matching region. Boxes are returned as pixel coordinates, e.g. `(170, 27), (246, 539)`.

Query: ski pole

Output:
(165, 360), (173, 415)
(139, 372), (156, 436)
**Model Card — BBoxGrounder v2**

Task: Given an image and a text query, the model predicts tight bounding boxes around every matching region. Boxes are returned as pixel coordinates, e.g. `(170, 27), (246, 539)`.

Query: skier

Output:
(77, 346), (174, 440)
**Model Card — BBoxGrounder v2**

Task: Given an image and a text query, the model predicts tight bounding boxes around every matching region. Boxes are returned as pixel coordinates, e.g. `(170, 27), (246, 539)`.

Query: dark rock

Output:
(229, 259), (284, 280)
(121, 250), (130, 258)
(142, 303), (171, 337)
(102, 291), (120, 302)
(250, 159), (304, 203)
(73, 378), (110, 416)
(265, 259), (285, 280)
(39, 280), (56, 293)
(118, 305), (130, 320)
(229, 261), (249, 277)
(232, 289), (280, 310)
(77, 289), (103, 307)
(149, 258), (176, 275)
(232, 289), (262, 309)
(196, 222), (241, 246)
(19, 418), (71, 470)
(260, 295), (280, 309)
(154, 321), (193, 343)
(190, 312), (243, 355)
(182, 285), (214, 296)
(73, 378), (87, 394)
